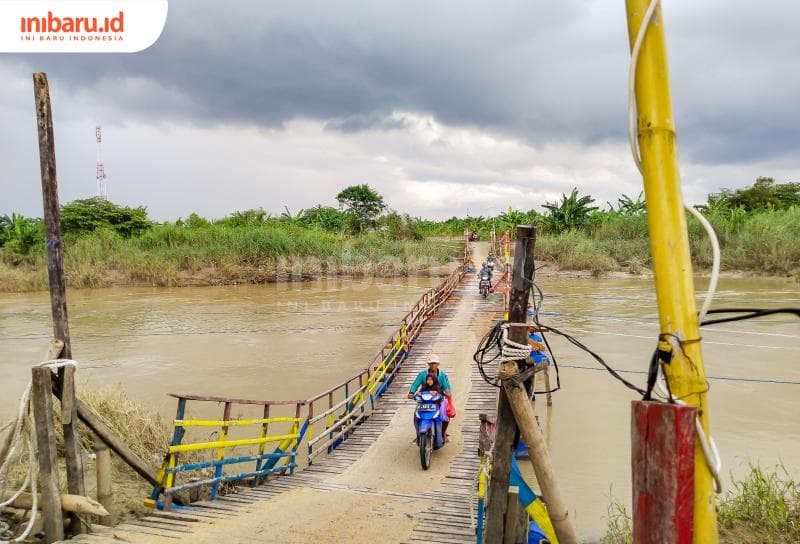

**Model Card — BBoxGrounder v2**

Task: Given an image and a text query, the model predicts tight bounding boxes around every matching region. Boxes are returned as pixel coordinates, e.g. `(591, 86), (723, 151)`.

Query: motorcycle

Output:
(413, 391), (445, 470)
(478, 271), (492, 299)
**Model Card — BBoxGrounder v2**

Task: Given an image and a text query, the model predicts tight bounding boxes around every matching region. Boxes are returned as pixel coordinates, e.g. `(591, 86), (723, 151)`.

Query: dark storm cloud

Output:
(6, 0), (800, 164)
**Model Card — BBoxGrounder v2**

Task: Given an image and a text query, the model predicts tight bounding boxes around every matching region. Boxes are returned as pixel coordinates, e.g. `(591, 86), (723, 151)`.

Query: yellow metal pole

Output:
(624, 1), (718, 542)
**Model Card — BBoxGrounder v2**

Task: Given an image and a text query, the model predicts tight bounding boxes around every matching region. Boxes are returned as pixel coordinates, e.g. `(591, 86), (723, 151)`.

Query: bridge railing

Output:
(150, 242), (470, 509)
(147, 395), (308, 510)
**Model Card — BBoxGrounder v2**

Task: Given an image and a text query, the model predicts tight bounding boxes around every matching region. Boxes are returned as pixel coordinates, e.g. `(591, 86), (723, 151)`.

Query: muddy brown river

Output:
(1, 271), (798, 538)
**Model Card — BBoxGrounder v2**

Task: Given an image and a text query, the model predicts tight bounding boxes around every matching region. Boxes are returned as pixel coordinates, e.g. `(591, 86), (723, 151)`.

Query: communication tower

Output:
(96, 125), (108, 200)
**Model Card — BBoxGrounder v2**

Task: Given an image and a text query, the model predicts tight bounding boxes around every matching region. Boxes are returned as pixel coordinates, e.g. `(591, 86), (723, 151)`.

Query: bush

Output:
(61, 198), (151, 238)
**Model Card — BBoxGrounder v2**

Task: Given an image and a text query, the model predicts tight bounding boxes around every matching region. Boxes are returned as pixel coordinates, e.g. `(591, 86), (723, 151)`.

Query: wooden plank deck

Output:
(61, 275), (503, 544)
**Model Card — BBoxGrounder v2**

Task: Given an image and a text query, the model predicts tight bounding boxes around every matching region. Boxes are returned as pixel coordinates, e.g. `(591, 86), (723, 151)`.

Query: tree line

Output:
(2, 177), (798, 259)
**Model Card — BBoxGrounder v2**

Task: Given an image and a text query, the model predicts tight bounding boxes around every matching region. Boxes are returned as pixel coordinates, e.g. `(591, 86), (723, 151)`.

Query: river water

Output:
(1, 272), (798, 538)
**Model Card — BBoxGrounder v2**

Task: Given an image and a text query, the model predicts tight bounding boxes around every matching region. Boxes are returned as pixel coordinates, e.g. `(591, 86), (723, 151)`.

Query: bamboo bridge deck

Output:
(63, 262), (504, 544)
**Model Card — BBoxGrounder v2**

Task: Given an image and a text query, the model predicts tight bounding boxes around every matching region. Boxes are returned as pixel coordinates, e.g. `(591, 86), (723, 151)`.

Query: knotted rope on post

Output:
(0, 359), (78, 543)
(499, 323), (531, 364)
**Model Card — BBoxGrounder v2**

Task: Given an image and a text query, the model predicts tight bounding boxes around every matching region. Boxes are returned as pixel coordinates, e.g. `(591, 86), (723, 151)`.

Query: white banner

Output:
(0, 0), (168, 53)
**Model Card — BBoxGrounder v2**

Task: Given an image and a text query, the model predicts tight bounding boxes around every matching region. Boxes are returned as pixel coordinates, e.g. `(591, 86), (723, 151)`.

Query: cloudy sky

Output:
(1, 0), (798, 220)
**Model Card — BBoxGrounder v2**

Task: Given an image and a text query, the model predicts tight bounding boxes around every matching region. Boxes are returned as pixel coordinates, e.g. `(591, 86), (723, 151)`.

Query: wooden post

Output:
(631, 401), (696, 544)
(484, 225), (536, 543)
(544, 366), (553, 407)
(31, 367), (64, 543)
(95, 436), (113, 526)
(33, 72), (86, 535)
(503, 486), (520, 544)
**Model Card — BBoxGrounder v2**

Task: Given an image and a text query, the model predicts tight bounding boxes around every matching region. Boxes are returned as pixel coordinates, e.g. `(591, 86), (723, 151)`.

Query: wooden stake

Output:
(33, 72), (86, 535)
(504, 486), (520, 544)
(484, 225), (537, 543)
(95, 436), (114, 526)
(544, 366), (553, 407)
(31, 367), (64, 543)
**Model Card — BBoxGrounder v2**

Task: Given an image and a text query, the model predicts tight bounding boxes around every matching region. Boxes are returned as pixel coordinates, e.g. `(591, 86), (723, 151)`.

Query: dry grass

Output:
(54, 384), (169, 465)
(50, 384), (171, 522)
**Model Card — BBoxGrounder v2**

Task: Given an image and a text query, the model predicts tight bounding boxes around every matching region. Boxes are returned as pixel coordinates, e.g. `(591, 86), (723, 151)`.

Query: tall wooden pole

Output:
(33, 72), (86, 535)
(484, 225), (537, 543)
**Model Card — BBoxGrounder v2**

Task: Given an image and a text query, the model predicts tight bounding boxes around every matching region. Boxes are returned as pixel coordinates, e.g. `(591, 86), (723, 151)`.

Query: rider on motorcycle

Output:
(408, 354), (452, 442)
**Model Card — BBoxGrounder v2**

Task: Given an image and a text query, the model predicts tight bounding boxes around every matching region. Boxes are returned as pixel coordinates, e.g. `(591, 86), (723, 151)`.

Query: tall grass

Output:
(0, 224), (458, 292)
(718, 465), (800, 543)
(537, 207), (800, 278)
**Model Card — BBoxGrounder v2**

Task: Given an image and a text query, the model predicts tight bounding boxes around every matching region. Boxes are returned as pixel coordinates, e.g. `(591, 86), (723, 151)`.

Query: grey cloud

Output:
(2, 0), (799, 221)
(9, 0), (800, 165)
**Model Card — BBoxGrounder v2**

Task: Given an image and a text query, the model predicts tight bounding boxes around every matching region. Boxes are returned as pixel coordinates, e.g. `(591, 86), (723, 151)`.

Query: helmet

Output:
(428, 354), (440, 364)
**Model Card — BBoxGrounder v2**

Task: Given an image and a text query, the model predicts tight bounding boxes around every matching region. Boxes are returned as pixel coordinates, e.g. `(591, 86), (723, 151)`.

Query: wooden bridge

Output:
(60, 243), (506, 544)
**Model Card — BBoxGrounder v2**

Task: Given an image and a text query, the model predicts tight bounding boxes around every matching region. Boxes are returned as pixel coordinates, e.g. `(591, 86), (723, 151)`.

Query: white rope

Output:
(684, 204), (721, 322)
(628, 1), (723, 494)
(654, 373), (723, 493)
(499, 324), (532, 363)
(0, 359), (78, 543)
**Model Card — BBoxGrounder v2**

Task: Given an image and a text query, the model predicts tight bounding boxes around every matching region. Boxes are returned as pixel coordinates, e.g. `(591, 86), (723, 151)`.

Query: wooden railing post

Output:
(31, 367), (64, 543)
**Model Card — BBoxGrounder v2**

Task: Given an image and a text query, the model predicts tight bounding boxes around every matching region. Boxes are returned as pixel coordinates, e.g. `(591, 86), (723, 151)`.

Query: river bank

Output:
(0, 232), (461, 292)
(3, 247), (796, 295)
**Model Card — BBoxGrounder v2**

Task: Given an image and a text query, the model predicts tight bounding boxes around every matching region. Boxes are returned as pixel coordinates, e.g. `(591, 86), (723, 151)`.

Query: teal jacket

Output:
(409, 368), (451, 394)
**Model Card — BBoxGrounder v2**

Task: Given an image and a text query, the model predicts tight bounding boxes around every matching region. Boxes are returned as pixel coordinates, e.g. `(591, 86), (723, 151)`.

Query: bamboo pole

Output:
(33, 72), (86, 536)
(31, 367), (64, 543)
(624, 2), (718, 541)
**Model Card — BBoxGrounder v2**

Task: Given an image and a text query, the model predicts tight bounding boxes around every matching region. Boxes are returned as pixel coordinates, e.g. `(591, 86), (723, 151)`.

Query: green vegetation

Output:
(0, 194), (455, 291)
(602, 465), (800, 544)
(718, 465), (800, 543)
(416, 178), (800, 278)
(2, 177), (798, 291)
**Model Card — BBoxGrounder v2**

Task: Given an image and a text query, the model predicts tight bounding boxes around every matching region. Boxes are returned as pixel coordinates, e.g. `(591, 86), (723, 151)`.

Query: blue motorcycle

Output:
(413, 391), (445, 470)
